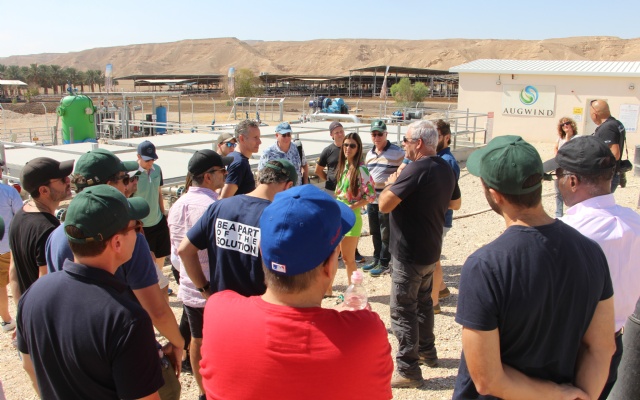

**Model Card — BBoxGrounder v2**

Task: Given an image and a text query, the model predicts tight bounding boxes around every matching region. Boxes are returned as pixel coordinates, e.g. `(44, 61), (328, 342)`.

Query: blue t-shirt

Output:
(46, 225), (158, 290)
(453, 220), (613, 399)
(225, 151), (256, 195)
(438, 147), (460, 228)
(187, 195), (270, 296)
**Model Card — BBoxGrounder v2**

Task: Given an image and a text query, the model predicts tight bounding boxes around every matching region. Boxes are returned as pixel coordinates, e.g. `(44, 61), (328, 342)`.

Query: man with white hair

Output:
(379, 120), (461, 388)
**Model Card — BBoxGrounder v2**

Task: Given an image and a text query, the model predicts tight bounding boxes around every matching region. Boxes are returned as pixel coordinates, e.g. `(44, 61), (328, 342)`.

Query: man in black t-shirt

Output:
(9, 157), (74, 304)
(315, 121), (345, 194)
(453, 135), (615, 400)
(590, 99), (626, 192)
(220, 120), (261, 198)
(379, 120), (460, 388)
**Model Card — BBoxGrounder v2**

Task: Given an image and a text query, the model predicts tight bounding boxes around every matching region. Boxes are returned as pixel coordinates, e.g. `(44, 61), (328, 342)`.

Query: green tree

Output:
(390, 77), (430, 105)
(37, 64), (52, 94)
(234, 69), (264, 97)
(85, 69), (101, 92)
(50, 65), (63, 95)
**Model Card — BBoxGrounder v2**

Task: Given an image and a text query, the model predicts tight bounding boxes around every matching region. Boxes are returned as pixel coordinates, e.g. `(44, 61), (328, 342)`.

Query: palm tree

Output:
(85, 69), (101, 92)
(77, 70), (86, 92)
(37, 64), (52, 94)
(50, 65), (63, 95)
(0, 64), (6, 79)
(64, 67), (79, 94)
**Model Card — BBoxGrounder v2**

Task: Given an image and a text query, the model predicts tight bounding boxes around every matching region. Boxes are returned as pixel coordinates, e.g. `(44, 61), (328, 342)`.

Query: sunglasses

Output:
(224, 142), (237, 148)
(205, 167), (227, 175)
(113, 174), (131, 185)
(403, 136), (418, 143)
(279, 132), (292, 138)
(343, 143), (357, 149)
(130, 175), (139, 182)
(123, 220), (144, 235)
(371, 132), (385, 137)
(561, 122), (572, 127)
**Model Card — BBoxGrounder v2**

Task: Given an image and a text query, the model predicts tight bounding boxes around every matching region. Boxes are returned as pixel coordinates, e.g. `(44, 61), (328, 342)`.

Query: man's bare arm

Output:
(314, 164), (327, 182)
(574, 297), (616, 398)
(220, 183), (238, 199)
(462, 327), (588, 399)
(378, 187), (402, 213)
(608, 143), (621, 160)
(22, 353), (41, 397)
(178, 237), (211, 299)
(133, 285), (185, 357)
(9, 254), (21, 305)
(449, 197), (462, 211)
(302, 164), (309, 185)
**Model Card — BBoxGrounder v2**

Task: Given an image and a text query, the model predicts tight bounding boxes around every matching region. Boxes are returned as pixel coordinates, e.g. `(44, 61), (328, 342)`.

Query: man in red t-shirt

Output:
(199, 185), (393, 400)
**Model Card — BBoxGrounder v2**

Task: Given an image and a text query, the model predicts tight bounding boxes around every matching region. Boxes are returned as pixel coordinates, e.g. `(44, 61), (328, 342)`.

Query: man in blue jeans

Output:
(363, 120), (404, 277)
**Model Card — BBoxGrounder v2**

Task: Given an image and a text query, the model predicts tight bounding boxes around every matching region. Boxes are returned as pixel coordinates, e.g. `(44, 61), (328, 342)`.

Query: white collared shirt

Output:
(561, 194), (640, 331)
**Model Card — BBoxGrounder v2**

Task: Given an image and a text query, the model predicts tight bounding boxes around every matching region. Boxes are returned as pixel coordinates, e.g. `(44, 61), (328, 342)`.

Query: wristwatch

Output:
(197, 282), (211, 293)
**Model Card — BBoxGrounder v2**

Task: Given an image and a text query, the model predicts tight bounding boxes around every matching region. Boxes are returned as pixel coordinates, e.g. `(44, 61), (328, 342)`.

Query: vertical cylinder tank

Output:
(156, 106), (167, 135)
(57, 95), (97, 144)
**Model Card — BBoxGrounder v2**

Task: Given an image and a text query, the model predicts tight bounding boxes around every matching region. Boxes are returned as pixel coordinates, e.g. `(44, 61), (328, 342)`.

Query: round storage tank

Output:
(57, 95), (97, 144)
(156, 106), (167, 135)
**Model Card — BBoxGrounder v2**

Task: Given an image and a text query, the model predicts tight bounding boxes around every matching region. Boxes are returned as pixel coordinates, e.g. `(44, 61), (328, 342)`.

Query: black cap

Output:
(137, 140), (158, 161)
(21, 157), (74, 194)
(329, 121), (343, 133)
(188, 150), (232, 175)
(542, 136), (616, 174)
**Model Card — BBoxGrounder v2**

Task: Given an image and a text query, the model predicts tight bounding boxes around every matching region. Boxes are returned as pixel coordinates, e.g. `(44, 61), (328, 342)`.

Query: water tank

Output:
(156, 106), (167, 135)
(57, 95), (97, 144)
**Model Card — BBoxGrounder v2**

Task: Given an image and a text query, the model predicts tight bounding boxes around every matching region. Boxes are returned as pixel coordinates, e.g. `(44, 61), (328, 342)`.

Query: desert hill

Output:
(1, 36), (639, 77)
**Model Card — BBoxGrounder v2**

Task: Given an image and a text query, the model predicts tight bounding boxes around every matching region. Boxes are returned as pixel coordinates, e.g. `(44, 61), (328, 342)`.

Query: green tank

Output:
(57, 95), (97, 144)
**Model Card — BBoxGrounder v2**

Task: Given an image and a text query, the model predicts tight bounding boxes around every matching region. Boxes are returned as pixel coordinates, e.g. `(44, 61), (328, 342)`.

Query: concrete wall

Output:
(456, 73), (640, 151)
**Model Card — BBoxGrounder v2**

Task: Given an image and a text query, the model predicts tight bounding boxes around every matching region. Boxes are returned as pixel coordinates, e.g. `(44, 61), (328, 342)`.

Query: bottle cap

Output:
(351, 270), (363, 284)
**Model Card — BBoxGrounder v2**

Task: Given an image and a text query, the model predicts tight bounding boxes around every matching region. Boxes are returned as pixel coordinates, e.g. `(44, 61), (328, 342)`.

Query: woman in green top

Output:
(331, 132), (375, 293)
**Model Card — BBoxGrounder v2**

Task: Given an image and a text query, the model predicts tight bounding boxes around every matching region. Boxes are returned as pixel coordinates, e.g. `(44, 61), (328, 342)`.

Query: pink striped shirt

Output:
(168, 186), (218, 308)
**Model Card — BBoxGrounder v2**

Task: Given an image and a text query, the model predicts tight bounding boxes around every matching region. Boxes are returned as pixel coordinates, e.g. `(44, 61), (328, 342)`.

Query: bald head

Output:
(590, 100), (611, 125)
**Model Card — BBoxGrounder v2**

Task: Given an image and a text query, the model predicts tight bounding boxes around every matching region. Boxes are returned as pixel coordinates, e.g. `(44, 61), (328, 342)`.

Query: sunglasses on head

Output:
(371, 132), (384, 137)
(224, 142), (237, 148)
(343, 143), (357, 149)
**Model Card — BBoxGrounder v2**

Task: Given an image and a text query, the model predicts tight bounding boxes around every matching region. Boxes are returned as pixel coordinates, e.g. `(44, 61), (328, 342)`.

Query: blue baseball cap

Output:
(275, 122), (293, 134)
(260, 185), (355, 276)
(137, 140), (158, 161)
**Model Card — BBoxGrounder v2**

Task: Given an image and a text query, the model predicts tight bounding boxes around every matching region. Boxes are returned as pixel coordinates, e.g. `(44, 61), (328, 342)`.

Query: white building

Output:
(449, 60), (640, 150)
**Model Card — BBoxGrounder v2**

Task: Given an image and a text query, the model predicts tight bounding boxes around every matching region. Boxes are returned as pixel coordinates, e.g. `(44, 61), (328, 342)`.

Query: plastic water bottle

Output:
(344, 270), (368, 310)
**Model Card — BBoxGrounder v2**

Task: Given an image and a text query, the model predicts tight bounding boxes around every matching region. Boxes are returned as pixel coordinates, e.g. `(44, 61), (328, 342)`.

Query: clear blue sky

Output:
(1, 0), (638, 58)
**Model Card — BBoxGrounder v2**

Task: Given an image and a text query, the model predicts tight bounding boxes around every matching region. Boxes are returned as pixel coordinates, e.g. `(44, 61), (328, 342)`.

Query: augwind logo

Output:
(519, 86), (539, 105)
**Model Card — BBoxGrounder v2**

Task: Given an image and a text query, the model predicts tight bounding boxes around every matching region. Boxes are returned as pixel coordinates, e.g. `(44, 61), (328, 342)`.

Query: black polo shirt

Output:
(17, 260), (163, 400)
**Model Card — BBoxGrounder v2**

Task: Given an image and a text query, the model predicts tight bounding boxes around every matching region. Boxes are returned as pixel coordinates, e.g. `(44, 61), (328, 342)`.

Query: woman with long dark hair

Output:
(327, 132), (375, 296)
(554, 117), (578, 217)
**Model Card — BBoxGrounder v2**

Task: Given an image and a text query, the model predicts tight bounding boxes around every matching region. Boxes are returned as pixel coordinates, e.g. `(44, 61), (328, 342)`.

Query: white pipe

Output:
(310, 113), (360, 123)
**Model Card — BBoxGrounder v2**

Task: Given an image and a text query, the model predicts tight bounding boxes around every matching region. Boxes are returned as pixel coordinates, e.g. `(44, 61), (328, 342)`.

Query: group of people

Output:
(1, 103), (639, 399)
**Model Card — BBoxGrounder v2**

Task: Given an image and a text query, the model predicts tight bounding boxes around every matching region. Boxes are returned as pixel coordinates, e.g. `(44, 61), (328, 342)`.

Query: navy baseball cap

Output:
(137, 140), (158, 161)
(260, 185), (355, 276)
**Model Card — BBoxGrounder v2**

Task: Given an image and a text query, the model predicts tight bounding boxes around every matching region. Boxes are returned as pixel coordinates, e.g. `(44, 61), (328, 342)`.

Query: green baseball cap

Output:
(65, 185), (149, 243)
(370, 120), (387, 133)
(74, 149), (139, 187)
(264, 158), (298, 186)
(467, 135), (544, 195)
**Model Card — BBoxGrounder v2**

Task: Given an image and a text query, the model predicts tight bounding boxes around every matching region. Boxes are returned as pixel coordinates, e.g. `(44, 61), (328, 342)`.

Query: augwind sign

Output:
(502, 85), (555, 117)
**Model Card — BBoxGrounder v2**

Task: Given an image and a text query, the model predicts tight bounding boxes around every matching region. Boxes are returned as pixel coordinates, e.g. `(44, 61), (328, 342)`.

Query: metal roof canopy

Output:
(0, 80), (27, 86)
(350, 66), (452, 76)
(116, 74), (224, 83)
(449, 59), (640, 77)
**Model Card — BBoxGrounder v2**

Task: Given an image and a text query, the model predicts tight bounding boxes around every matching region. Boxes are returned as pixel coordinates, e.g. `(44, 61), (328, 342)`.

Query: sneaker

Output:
(355, 250), (365, 263)
(391, 373), (425, 389)
(181, 356), (193, 374)
(433, 304), (441, 315)
(1, 319), (15, 332)
(198, 395), (206, 400)
(418, 352), (439, 368)
(439, 287), (450, 299)
(370, 265), (390, 277)
(362, 261), (378, 272)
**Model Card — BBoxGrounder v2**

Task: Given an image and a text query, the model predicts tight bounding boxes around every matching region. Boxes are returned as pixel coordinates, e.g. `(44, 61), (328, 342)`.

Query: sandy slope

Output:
(2, 36), (640, 76)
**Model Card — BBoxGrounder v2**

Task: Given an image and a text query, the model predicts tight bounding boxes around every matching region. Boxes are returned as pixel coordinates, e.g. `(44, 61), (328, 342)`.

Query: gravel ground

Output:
(1, 142), (639, 399)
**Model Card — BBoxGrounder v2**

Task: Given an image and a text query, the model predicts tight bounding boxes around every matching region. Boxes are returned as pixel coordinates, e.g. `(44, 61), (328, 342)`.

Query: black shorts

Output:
(184, 305), (205, 338)
(142, 215), (171, 258)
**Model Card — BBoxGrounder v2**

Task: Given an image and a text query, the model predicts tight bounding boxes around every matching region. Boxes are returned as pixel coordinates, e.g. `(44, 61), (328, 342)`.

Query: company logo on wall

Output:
(519, 86), (538, 105)
(503, 85), (555, 117)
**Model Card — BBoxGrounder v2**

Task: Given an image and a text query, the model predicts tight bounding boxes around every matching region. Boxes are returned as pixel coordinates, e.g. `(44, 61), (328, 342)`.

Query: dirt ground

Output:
(0, 109), (639, 399)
